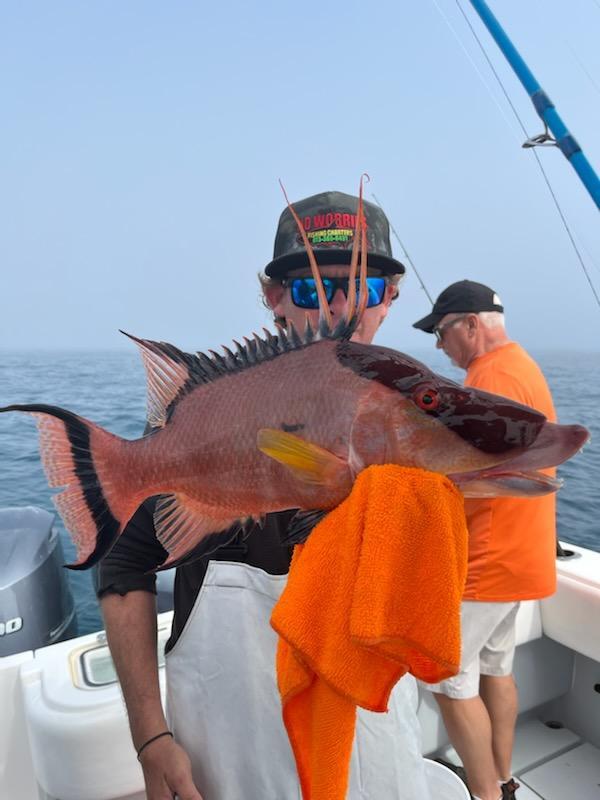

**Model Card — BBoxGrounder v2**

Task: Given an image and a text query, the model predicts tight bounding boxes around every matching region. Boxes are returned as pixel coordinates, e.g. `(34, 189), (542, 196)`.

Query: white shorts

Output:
(421, 600), (520, 700)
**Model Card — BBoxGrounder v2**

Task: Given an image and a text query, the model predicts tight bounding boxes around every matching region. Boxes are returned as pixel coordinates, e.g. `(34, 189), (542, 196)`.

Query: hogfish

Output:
(0, 324), (589, 570)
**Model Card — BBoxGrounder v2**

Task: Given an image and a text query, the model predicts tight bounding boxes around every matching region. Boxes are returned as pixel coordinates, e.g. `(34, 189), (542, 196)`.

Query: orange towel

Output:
(270, 464), (468, 800)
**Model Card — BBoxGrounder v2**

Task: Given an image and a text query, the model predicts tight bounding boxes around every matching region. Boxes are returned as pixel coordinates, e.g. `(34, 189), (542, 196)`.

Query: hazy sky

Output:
(1, 0), (599, 356)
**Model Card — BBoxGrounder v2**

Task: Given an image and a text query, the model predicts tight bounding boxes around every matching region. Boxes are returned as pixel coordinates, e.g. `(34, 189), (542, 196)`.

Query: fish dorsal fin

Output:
(124, 319), (357, 427)
(154, 493), (242, 568)
(257, 428), (348, 486)
(121, 332), (199, 428)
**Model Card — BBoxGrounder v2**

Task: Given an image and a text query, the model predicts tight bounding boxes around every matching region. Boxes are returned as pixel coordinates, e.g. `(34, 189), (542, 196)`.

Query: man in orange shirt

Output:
(413, 280), (558, 800)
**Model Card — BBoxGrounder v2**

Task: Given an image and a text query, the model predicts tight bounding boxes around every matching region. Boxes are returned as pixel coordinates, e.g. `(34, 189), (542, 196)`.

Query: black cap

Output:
(413, 280), (504, 333)
(264, 190), (406, 278)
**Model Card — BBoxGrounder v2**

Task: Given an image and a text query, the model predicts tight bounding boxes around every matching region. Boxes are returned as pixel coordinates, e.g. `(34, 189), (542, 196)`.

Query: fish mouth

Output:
(447, 422), (590, 497)
(449, 466), (563, 497)
(492, 421), (590, 471)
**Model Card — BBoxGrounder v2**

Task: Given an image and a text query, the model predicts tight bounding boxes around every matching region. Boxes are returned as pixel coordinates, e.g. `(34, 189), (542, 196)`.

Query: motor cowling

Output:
(0, 506), (77, 656)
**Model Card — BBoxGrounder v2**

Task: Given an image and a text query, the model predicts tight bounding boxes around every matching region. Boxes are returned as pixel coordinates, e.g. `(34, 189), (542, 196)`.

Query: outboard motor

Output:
(156, 568), (175, 613)
(0, 506), (77, 656)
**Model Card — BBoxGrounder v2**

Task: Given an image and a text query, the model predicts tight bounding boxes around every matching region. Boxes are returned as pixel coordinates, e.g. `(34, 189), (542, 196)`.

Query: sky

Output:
(1, 0), (599, 356)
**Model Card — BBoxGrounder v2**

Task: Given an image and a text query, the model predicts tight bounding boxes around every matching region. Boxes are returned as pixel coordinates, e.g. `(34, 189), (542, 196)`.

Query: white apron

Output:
(166, 561), (431, 800)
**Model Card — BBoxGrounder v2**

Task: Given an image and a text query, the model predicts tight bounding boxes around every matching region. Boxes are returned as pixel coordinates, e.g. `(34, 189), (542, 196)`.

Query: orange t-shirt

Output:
(463, 342), (557, 601)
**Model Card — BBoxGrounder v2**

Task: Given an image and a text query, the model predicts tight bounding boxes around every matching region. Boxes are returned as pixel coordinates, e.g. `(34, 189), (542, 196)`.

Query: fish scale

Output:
(147, 340), (372, 511)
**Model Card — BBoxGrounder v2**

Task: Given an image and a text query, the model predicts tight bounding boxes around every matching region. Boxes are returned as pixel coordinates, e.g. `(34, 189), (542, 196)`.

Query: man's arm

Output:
(98, 501), (202, 800)
(101, 590), (201, 800)
(101, 589), (166, 752)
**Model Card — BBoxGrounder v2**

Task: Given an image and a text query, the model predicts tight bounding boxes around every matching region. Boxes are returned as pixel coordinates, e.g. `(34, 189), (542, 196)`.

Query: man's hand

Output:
(139, 733), (203, 800)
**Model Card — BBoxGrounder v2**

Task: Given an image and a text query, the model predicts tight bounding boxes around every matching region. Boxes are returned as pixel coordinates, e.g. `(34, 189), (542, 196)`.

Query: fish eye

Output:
(413, 386), (440, 411)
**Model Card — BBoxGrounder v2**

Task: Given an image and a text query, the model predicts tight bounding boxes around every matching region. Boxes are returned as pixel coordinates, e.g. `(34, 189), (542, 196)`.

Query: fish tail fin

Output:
(0, 403), (140, 569)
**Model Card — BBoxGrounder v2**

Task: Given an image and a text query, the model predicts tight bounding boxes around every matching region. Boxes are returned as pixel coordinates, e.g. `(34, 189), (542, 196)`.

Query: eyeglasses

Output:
(283, 276), (388, 310)
(433, 314), (469, 343)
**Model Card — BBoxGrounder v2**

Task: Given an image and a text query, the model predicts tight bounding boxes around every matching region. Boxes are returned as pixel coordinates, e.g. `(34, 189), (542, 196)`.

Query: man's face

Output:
(265, 265), (396, 345)
(434, 313), (478, 370)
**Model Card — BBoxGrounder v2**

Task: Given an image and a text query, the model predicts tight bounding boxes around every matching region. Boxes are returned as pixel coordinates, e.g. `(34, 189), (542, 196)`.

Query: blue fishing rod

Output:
(468, 0), (600, 210)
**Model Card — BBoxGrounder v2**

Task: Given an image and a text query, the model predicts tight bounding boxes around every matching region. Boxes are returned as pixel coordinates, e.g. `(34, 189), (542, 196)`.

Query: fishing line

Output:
(451, 0), (600, 312)
(530, 0), (600, 99)
(576, 234), (600, 276)
(371, 193), (435, 305)
(429, 0), (523, 145)
(564, 41), (600, 99)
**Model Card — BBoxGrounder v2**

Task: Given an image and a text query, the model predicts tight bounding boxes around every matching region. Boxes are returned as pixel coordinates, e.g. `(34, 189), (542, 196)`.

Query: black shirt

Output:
(97, 498), (294, 652)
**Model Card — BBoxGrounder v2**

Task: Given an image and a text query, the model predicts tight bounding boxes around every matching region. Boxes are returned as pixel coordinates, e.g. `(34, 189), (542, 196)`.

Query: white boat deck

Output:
(518, 742), (600, 799)
(1, 541), (599, 800)
(439, 717), (600, 799)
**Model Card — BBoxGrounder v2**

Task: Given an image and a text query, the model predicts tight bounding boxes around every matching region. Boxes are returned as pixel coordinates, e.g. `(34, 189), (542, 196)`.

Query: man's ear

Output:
(384, 284), (396, 307)
(263, 283), (285, 310)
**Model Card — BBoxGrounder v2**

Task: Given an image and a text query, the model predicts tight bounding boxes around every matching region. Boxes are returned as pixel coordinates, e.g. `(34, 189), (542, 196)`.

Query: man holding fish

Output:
(2, 189), (587, 799)
(96, 191), (435, 800)
(414, 280), (561, 800)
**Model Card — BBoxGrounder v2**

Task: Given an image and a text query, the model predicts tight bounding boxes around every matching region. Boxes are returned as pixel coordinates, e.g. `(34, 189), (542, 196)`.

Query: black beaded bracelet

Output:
(136, 730), (173, 761)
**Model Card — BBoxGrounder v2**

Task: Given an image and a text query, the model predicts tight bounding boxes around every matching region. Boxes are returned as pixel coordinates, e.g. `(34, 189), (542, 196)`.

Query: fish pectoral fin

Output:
(257, 428), (347, 486)
(282, 509), (329, 545)
(153, 493), (241, 568)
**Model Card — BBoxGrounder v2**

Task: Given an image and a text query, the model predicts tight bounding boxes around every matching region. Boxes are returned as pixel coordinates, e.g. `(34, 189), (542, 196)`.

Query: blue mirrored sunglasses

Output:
(284, 276), (387, 310)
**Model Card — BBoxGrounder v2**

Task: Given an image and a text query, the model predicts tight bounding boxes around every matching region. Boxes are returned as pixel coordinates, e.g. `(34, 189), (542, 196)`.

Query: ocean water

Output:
(0, 348), (598, 637)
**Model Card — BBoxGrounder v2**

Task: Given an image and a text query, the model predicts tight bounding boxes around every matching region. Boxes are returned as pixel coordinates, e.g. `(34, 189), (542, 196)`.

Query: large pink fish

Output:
(0, 322), (589, 570)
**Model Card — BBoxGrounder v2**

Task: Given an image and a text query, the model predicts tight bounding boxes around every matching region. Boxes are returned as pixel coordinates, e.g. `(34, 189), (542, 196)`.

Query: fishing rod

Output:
(467, 0), (600, 210)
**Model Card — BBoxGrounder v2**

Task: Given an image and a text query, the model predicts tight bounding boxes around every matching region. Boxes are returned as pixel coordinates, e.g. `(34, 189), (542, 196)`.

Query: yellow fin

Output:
(257, 428), (347, 485)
